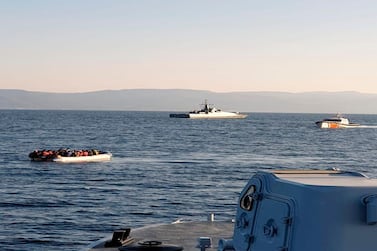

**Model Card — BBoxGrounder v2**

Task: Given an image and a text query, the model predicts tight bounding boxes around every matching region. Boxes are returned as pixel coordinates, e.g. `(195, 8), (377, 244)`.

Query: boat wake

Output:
(355, 125), (377, 129)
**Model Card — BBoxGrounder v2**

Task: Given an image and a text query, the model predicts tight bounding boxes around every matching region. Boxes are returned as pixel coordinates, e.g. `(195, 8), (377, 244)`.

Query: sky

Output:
(1, 0), (377, 93)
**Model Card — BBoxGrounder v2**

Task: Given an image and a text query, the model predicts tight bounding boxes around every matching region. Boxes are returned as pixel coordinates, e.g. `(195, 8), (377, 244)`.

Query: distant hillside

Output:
(1, 89), (377, 114)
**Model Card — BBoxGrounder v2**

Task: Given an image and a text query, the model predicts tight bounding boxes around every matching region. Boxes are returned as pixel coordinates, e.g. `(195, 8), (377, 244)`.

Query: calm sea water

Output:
(2, 110), (377, 251)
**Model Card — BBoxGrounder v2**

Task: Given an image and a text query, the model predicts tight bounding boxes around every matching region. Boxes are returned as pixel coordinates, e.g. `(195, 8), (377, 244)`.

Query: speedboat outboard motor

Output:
(219, 170), (377, 251)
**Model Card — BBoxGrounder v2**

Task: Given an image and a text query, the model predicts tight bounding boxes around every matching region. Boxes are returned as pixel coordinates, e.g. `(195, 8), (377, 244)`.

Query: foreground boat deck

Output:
(87, 221), (234, 251)
(87, 170), (377, 251)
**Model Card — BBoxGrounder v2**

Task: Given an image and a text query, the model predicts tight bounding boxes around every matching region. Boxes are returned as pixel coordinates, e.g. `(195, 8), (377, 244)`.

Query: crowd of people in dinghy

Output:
(29, 148), (104, 160)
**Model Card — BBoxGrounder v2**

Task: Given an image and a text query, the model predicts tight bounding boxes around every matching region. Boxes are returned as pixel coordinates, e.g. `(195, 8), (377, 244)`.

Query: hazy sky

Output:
(1, 0), (377, 93)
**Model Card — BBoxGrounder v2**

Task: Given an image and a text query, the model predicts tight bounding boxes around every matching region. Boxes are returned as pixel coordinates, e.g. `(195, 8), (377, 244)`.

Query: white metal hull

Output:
(188, 112), (247, 119)
(170, 112), (247, 119)
(316, 121), (360, 129)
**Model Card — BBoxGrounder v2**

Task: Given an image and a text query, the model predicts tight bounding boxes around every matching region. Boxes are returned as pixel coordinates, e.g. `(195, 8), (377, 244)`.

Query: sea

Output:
(2, 110), (377, 251)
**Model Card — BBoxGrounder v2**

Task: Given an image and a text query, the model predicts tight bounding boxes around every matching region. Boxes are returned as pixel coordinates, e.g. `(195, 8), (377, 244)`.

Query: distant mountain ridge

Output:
(1, 89), (377, 114)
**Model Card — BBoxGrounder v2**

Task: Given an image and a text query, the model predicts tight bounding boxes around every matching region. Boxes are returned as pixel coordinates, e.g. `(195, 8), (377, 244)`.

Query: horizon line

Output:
(0, 88), (374, 95)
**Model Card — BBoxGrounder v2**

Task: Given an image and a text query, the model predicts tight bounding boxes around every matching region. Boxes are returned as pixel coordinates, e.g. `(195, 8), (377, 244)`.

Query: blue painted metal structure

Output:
(228, 170), (377, 251)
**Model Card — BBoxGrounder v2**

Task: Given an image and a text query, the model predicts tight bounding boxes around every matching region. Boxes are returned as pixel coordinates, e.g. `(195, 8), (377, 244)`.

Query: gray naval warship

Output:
(87, 169), (377, 251)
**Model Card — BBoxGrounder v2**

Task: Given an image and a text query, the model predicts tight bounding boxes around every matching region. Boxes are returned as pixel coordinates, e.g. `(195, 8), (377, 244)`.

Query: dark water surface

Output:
(1, 110), (377, 250)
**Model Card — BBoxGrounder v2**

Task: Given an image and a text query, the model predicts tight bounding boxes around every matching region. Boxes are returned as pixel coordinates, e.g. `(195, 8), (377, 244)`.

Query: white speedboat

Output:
(169, 100), (247, 119)
(315, 114), (360, 128)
